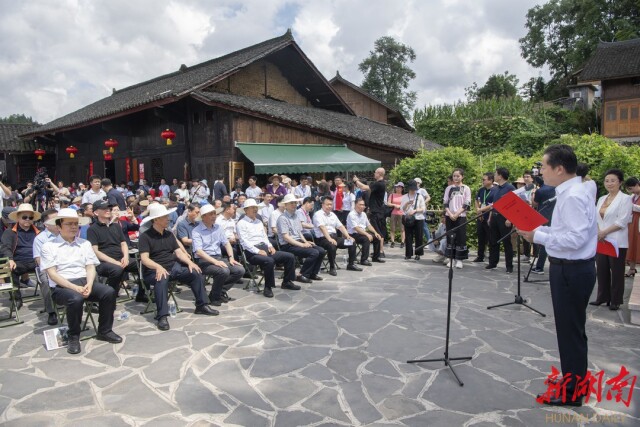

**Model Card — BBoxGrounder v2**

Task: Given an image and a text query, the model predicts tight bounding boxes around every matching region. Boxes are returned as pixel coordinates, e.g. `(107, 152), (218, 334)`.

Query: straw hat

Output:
(414, 177), (423, 184)
(243, 199), (259, 209)
(268, 174), (281, 183)
(515, 177), (526, 185)
(9, 203), (41, 222)
(197, 204), (224, 221)
(279, 194), (302, 206)
(282, 177), (291, 184)
(45, 208), (89, 226)
(146, 204), (177, 221)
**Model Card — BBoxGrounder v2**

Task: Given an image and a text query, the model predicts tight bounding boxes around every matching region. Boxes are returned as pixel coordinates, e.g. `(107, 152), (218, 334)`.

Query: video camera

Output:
(33, 167), (49, 193)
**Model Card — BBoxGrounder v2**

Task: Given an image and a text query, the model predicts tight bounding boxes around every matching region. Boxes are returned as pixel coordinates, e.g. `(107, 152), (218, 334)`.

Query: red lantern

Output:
(34, 149), (46, 160)
(65, 146), (78, 159)
(161, 129), (176, 146)
(104, 138), (119, 153)
(104, 152), (113, 161)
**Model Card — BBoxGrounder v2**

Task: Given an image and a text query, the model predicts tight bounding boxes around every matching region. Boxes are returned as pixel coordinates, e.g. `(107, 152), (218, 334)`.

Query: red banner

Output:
(139, 163), (145, 180)
(125, 158), (131, 182)
(89, 160), (94, 176)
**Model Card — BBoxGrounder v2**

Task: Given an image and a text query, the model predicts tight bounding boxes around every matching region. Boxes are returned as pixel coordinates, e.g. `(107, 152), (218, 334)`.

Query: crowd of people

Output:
(1, 157), (638, 359)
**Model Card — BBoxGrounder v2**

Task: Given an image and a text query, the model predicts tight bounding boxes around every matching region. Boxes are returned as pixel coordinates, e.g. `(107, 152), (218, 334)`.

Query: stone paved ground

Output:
(0, 248), (638, 426)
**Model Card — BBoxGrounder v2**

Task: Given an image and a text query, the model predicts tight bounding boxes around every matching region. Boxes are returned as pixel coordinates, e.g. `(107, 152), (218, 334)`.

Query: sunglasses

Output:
(21, 216), (34, 220)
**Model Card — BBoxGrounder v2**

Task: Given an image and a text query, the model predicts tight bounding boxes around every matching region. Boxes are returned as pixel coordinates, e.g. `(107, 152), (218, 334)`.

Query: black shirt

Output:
(138, 227), (179, 272)
(476, 186), (497, 220)
(534, 184), (556, 220)
(107, 188), (126, 210)
(87, 221), (126, 260)
(368, 180), (387, 213)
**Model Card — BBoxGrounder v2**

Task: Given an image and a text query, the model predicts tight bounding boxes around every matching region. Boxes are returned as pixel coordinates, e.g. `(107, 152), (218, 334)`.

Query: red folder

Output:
(492, 191), (548, 232)
(596, 240), (618, 257)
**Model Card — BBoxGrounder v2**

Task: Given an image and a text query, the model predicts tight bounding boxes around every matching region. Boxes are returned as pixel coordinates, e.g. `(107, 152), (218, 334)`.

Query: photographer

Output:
(22, 169), (59, 210)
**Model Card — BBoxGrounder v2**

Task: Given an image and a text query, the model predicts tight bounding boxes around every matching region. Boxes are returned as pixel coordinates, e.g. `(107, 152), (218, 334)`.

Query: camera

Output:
(33, 167), (48, 193)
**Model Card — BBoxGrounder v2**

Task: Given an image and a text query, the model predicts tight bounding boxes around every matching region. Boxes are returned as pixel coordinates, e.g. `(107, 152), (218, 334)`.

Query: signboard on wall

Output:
(125, 158), (131, 182)
(139, 163), (145, 181)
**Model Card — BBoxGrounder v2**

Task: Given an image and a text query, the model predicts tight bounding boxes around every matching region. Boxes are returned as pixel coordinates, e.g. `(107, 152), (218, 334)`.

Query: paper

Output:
(597, 239), (619, 257)
(43, 326), (70, 351)
(343, 239), (354, 246)
(0, 282), (12, 291)
(492, 191), (548, 231)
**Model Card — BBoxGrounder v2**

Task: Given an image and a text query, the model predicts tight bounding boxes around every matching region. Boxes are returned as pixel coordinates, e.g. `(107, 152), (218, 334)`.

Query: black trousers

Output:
(51, 278), (116, 337)
(445, 217), (467, 260)
(96, 259), (144, 296)
(197, 256), (245, 300)
(316, 235), (356, 269)
(404, 219), (424, 258)
(143, 262), (207, 320)
(350, 233), (380, 263)
(245, 250), (295, 288)
(11, 259), (36, 299)
(368, 211), (387, 241)
(549, 259), (596, 394)
(595, 249), (627, 305)
(489, 215), (513, 268)
(476, 219), (490, 261)
(281, 244), (326, 278)
(535, 244), (548, 270)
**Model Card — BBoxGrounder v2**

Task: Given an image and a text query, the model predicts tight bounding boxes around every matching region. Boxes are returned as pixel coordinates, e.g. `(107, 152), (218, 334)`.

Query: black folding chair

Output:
(0, 258), (23, 328)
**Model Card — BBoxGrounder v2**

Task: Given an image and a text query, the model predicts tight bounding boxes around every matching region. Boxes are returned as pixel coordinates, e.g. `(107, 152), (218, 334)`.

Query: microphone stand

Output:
(408, 211), (483, 386)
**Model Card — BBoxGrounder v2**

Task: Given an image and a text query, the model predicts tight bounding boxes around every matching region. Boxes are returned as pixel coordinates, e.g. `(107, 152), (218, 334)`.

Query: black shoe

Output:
(400, 243), (404, 248)
(530, 267), (545, 275)
(404, 256), (411, 260)
(296, 275), (312, 284)
(282, 281), (301, 290)
(506, 267), (513, 274)
(536, 393), (582, 407)
(346, 264), (362, 271)
(135, 294), (149, 303)
(158, 316), (170, 331)
(589, 300), (608, 306)
(310, 275), (323, 281)
(210, 299), (223, 307)
(372, 257), (386, 263)
(96, 331), (123, 344)
(47, 312), (58, 326)
(263, 287), (274, 298)
(485, 264), (497, 270)
(609, 304), (620, 311)
(472, 257), (484, 263)
(67, 336), (81, 354)
(328, 269), (337, 276)
(195, 305), (219, 316)
(379, 252), (386, 258)
(414, 256), (420, 261)
(221, 292), (235, 302)
(360, 260), (372, 266)
(390, 242), (395, 248)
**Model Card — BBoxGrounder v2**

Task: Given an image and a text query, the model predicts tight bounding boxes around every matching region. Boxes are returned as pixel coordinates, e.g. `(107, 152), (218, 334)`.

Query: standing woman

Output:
(401, 180), (425, 260)
(591, 169), (632, 310)
(625, 177), (640, 277)
(443, 168), (471, 269)
(388, 182), (405, 248)
(340, 182), (356, 225)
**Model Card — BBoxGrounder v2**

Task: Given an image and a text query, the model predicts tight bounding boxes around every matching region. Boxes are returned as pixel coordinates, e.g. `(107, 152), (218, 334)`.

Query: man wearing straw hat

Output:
(277, 193), (326, 283)
(192, 204), (245, 306)
(236, 198), (297, 298)
(40, 208), (121, 354)
(138, 203), (218, 331)
(0, 203), (43, 310)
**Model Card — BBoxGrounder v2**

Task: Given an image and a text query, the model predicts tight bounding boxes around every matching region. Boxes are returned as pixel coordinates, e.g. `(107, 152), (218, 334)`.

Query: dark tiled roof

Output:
(579, 38), (640, 81)
(329, 72), (413, 131)
(26, 32), (296, 136)
(193, 91), (438, 153)
(0, 123), (47, 152)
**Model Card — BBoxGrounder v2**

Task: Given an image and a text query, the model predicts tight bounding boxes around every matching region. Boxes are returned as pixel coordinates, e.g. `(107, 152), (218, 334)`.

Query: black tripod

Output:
(407, 213), (481, 386)
(487, 229), (546, 317)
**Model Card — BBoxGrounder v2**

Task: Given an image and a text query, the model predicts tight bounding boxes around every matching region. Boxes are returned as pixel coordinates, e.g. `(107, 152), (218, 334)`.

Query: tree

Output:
(466, 71), (520, 101)
(519, 0), (640, 86)
(0, 114), (38, 124)
(359, 36), (417, 117)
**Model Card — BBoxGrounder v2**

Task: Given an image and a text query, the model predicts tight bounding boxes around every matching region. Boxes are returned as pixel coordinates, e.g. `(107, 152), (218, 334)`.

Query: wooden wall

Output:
(331, 81), (388, 124)
(602, 79), (640, 138)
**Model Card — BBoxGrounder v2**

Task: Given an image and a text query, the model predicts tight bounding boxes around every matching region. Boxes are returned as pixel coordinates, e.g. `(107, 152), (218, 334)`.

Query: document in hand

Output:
(492, 191), (548, 232)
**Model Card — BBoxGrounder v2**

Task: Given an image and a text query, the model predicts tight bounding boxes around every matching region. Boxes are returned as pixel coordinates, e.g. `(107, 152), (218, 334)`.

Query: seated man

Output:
(176, 203), (200, 253)
(41, 208), (121, 354)
(0, 204), (42, 309)
(33, 209), (60, 325)
(258, 193), (274, 226)
(215, 203), (240, 259)
(347, 199), (383, 268)
(139, 204), (218, 331)
(277, 194), (326, 283)
(313, 196), (356, 276)
(236, 199), (297, 298)
(267, 200), (284, 248)
(87, 200), (147, 303)
(296, 196), (315, 241)
(192, 205), (245, 306)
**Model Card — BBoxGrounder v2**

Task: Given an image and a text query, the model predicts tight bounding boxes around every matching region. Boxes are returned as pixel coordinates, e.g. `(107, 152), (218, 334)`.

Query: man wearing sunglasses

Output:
(0, 204), (42, 310)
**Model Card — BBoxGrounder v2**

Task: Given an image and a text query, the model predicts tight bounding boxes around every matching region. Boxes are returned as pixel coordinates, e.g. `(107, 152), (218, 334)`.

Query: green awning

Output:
(235, 142), (381, 174)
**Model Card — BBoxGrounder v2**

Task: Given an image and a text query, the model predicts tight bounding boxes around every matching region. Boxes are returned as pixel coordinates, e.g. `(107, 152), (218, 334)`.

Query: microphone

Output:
(542, 196), (557, 205)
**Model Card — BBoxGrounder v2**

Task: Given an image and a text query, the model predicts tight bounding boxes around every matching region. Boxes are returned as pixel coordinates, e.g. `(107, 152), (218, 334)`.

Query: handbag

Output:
(402, 195), (419, 227)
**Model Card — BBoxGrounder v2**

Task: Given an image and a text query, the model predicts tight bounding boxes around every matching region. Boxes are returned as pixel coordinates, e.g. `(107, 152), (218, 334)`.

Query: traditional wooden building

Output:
(0, 123), (53, 186)
(579, 38), (640, 142)
(22, 31), (437, 186)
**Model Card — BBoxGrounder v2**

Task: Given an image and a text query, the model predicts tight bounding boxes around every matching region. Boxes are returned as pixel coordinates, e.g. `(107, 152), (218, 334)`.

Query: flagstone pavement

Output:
(0, 248), (638, 426)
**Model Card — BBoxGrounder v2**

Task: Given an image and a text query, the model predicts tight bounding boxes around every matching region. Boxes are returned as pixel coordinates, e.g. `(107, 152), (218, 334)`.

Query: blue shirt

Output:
(192, 222), (228, 258)
(476, 186), (496, 219)
(177, 218), (199, 242)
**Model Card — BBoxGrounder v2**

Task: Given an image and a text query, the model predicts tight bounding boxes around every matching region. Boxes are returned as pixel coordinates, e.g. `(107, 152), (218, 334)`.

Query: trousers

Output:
(51, 278), (116, 336)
